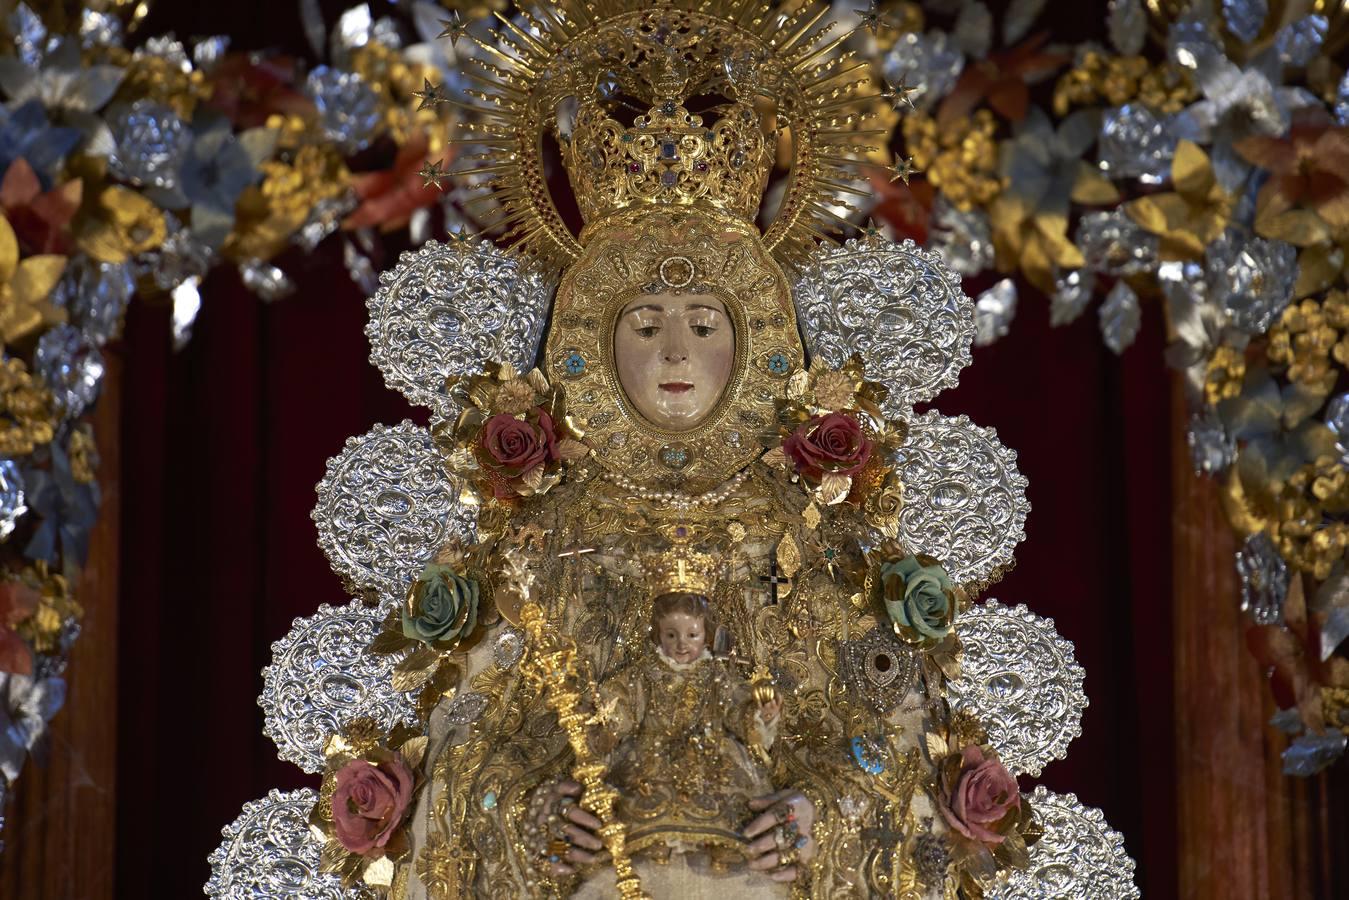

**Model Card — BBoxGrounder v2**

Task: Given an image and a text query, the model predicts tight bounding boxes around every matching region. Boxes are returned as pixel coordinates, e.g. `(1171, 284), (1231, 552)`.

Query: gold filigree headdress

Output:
(448, 0), (881, 268)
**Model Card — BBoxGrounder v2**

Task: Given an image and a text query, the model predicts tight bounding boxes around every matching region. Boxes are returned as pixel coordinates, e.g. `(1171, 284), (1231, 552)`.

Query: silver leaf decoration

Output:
(1273, 15), (1326, 67)
(205, 788), (369, 900)
(1051, 269), (1095, 326)
(1222, 0), (1267, 44)
(792, 235), (974, 417)
(1282, 730), (1346, 777)
(239, 259), (295, 302)
(344, 234), (380, 296)
(1099, 104), (1177, 184)
(880, 31), (965, 113)
(1077, 210), (1160, 276)
(1236, 532), (1288, 626)
(1321, 607), (1349, 662)
(949, 600), (1086, 777)
(312, 421), (476, 609)
(1206, 229), (1297, 335)
(170, 276), (202, 351)
(928, 198), (995, 276)
(1098, 280), (1141, 354)
(366, 238), (552, 423)
(988, 787), (1140, 899)
(1107, 0), (1146, 55)
(0, 460), (26, 541)
(107, 99), (189, 190)
(259, 600), (419, 774)
(974, 278), (1017, 347)
(953, 2), (993, 58)
(1169, 10), (1225, 74)
(1325, 392), (1349, 463)
(305, 66), (381, 154)
(892, 411), (1029, 587)
(35, 324), (104, 420)
(1003, 0), (1048, 45)
(1187, 413), (1235, 476)
(1270, 707), (1303, 734)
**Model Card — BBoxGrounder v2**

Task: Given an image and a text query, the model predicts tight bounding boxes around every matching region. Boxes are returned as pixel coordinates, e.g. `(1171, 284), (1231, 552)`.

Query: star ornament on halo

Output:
(419, 158), (449, 190)
(413, 78), (448, 111)
(437, 11), (468, 46)
(880, 78), (919, 111)
(853, 1), (887, 35)
(886, 154), (920, 185)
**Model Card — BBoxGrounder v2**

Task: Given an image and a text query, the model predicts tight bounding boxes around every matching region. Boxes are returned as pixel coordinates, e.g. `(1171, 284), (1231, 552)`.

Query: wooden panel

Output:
(0, 353), (120, 899)
(1170, 376), (1326, 900)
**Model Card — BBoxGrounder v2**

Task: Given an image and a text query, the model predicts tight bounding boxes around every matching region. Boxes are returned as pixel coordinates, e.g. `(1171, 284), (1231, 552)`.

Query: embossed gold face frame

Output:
(547, 208), (803, 490)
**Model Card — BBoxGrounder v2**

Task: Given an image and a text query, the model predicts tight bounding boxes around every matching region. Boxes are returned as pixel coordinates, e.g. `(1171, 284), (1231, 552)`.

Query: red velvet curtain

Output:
(116, 2), (1177, 898)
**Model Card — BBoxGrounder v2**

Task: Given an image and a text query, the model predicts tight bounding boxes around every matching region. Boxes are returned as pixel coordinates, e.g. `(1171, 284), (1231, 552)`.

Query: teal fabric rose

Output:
(401, 564), (480, 647)
(880, 554), (954, 645)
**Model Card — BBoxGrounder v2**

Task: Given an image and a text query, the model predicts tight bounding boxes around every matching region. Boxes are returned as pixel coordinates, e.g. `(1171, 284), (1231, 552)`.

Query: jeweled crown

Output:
(562, 94), (771, 227)
(643, 525), (720, 596)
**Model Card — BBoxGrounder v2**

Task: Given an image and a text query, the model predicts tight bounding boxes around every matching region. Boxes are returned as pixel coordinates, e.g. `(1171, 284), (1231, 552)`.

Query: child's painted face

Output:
(657, 611), (706, 664)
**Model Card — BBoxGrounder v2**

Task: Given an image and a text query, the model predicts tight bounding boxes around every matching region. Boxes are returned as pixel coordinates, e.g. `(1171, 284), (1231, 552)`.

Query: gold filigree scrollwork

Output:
(518, 600), (650, 900)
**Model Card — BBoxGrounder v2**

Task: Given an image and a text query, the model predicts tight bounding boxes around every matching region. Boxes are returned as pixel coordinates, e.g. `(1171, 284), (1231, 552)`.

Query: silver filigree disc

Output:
(312, 421), (476, 608)
(988, 786), (1140, 900)
(366, 238), (552, 421)
(893, 411), (1029, 588)
(949, 600), (1086, 777)
(205, 788), (369, 900)
(792, 236), (974, 416)
(260, 600), (418, 774)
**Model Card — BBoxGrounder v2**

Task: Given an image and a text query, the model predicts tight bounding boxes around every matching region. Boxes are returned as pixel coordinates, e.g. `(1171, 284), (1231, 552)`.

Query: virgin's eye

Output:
(635, 325), (660, 338)
(690, 324), (716, 338)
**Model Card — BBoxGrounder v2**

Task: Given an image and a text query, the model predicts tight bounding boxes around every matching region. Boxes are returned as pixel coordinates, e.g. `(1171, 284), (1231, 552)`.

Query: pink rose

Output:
(937, 746), (1020, 845)
(331, 757), (414, 855)
(782, 412), (873, 480)
(479, 408), (560, 488)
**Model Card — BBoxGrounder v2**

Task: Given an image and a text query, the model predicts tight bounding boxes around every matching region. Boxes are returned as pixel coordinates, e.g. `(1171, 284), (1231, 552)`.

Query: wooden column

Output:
(1170, 376), (1334, 900)
(0, 353), (120, 900)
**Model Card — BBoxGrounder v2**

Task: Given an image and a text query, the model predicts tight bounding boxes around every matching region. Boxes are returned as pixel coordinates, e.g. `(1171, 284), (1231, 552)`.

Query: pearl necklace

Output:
(603, 468), (750, 509)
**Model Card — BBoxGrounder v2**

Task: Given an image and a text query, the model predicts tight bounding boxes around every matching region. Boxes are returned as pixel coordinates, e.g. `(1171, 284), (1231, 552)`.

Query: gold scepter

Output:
(518, 600), (649, 900)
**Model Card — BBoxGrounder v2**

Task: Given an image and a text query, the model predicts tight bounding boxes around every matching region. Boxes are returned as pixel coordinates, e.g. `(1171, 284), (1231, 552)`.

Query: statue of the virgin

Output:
(206, 3), (1139, 900)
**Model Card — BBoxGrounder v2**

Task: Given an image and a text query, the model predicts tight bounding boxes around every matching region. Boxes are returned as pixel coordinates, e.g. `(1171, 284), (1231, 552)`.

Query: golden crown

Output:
(643, 525), (720, 596)
(562, 97), (771, 226)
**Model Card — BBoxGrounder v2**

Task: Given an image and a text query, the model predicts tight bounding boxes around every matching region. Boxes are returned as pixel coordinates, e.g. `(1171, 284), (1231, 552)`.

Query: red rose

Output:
(782, 412), (873, 480)
(480, 408), (559, 476)
(937, 746), (1021, 845)
(331, 756), (414, 855)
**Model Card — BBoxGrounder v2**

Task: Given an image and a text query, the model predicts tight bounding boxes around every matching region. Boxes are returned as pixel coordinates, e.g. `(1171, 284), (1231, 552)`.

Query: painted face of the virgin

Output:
(613, 294), (735, 431)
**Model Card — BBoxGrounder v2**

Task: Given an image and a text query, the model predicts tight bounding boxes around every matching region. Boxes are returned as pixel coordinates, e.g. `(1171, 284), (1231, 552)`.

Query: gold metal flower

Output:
(0, 357), (56, 456)
(76, 184), (166, 264)
(901, 110), (1002, 213)
(226, 146), (350, 262)
(0, 214), (66, 344)
(1124, 140), (1234, 260)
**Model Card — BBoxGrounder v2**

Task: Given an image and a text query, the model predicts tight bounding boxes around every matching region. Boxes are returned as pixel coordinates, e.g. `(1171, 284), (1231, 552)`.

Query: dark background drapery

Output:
(11, 0), (1197, 896)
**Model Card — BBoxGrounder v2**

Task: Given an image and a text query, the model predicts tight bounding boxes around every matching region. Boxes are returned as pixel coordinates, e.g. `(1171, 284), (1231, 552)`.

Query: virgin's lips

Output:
(659, 382), (694, 393)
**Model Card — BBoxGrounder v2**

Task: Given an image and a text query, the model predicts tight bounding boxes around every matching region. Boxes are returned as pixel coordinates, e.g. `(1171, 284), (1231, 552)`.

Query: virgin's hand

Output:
(535, 780), (607, 877)
(741, 789), (816, 883)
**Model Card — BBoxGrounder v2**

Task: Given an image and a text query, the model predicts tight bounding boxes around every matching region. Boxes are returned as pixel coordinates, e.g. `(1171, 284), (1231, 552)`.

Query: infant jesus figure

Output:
(590, 591), (783, 865)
